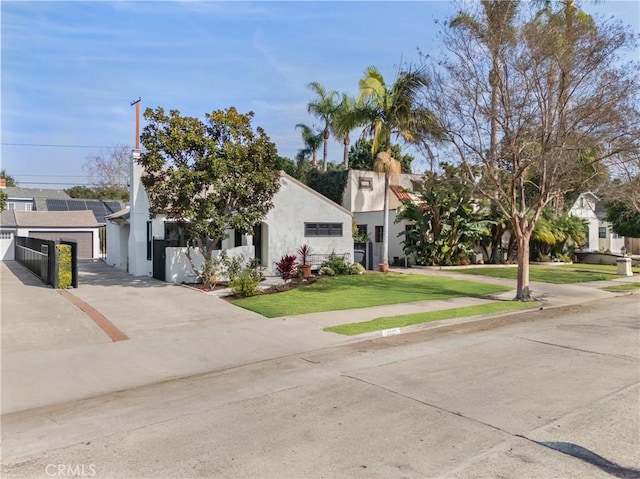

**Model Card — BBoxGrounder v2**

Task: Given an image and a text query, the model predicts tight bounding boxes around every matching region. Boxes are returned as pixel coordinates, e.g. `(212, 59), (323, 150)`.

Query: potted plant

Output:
(297, 244), (313, 279)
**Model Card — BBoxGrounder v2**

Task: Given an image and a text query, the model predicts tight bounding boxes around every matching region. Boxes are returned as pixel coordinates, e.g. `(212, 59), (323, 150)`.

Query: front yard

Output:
(233, 273), (512, 318)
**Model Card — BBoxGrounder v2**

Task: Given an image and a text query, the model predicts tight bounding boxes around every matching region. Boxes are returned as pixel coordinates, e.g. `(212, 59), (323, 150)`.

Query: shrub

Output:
(320, 253), (350, 275)
(350, 263), (366, 275)
(318, 266), (335, 276)
(276, 254), (298, 282)
(230, 270), (261, 298)
(297, 244), (313, 266)
(56, 244), (72, 289)
(555, 253), (572, 263)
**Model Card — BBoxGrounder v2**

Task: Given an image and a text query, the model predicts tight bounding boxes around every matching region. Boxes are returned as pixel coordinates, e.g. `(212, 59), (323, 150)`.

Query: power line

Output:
(1, 143), (132, 149)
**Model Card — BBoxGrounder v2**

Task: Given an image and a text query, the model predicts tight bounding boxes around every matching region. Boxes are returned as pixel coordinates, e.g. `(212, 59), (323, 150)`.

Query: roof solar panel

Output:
(46, 199), (70, 211)
(67, 200), (88, 211)
(105, 201), (122, 213)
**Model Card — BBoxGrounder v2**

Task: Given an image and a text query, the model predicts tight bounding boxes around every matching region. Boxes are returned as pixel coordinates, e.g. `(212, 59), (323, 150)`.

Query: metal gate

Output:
(152, 239), (167, 281)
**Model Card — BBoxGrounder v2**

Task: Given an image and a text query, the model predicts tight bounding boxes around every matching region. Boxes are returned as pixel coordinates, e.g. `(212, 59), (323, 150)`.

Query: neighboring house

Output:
(1, 210), (17, 260)
(2, 186), (71, 212)
(8, 210), (102, 259)
(569, 192), (625, 253)
(342, 169), (422, 267)
(105, 152), (354, 282)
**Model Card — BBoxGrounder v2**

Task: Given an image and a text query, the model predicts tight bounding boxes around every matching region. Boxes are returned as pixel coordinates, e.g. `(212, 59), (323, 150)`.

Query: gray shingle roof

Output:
(4, 187), (71, 200)
(0, 210), (17, 228)
(14, 210), (100, 228)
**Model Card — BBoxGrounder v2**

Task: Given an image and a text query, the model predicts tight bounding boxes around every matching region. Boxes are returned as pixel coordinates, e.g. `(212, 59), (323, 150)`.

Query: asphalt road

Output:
(2, 295), (639, 479)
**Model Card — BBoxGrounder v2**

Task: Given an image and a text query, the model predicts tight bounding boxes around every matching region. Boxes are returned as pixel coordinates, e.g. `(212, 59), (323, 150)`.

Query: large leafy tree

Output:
(306, 82), (339, 171)
(356, 65), (441, 269)
(398, 164), (492, 266)
(425, 2), (639, 299)
(348, 138), (414, 173)
(606, 202), (640, 238)
(139, 107), (280, 286)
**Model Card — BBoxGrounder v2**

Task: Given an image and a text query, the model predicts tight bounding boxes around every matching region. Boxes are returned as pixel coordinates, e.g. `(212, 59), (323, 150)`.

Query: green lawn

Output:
(324, 301), (538, 336)
(455, 265), (616, 283)
(601, 282), (640, 292)
(233, 274), (513, 318)
(569, 263), (640, 273)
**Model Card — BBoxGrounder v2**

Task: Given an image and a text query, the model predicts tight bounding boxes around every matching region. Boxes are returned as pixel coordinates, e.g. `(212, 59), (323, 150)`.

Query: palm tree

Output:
(306, 82), (338, 171)
(330, 93), (358, 169)
(356, 65), (441, 270)
(295, 123), (323, 169)
(450, 1), (519, 168)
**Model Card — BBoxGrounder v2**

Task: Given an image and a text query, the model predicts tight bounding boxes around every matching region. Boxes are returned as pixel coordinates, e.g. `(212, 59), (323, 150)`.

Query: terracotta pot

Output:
(378, 263), (389, 273)
(299, 264), (312, 279)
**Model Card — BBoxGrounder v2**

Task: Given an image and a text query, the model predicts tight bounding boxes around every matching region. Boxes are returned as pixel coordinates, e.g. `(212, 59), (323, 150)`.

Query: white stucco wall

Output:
(165, 245), (254, 283)
(263, 175), (354, 275)
(128, 151), (154, 276)
(353, 210), (413, 266)
(342, 169), (421, 213)
(569, 194), (599, 251)
(0, 229), (15, 260)
(105, 221), (130, 270)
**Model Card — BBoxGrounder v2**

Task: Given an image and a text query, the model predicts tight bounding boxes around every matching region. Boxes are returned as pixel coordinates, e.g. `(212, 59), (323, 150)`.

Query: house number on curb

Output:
(381, 328), (401, 337)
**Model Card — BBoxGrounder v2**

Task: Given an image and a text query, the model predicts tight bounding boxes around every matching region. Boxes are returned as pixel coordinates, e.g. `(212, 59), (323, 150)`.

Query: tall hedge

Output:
(57, 244), (72, 289)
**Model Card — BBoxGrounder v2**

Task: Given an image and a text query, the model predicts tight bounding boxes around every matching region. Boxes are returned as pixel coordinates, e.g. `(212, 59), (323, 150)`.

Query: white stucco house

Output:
(569, 191), (625, 253)
(342, 169), (422, 267)
(105, 151), (354, 282)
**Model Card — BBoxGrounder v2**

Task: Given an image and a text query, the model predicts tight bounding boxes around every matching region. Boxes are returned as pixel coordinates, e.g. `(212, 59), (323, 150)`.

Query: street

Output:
(2, 295), (639, 478)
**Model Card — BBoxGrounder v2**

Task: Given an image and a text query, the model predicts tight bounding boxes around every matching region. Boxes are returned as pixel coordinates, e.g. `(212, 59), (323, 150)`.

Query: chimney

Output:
(0, 178), (6, 188)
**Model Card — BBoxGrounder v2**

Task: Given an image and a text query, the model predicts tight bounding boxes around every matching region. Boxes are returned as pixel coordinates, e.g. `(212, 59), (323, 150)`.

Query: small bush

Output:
(276, 254), (298, 282)
(56, 244), (72, 289)
(230, 270), (261, 298)
(318, 266), (336, 276)
(320, 253), (350, 275)
(350, 263), (366, 275)
(555, 254), (572, 263)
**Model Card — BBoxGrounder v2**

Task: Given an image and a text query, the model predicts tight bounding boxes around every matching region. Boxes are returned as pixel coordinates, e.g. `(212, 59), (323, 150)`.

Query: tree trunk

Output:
(343, 135), (350, 169)
(323, 128), (329, 171)
(515, 233), (532, 301)
(382, 172), (390, 267)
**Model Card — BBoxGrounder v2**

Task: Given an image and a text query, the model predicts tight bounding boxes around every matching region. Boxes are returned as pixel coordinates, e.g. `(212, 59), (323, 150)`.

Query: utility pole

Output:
(130, 97), (141, 150)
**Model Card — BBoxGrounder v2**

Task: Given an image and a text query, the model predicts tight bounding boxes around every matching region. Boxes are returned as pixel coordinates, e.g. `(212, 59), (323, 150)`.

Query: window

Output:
(7, 202), (15, 211)
(234, 229), (243, 247)
(598, 226), (607, 239)
(305, 222), (343, 237)
(165, 222), (187, 247)
(358, 177), (373, 190)
(375, 226), (384, 243)
(146, 221), (152, 260)
(25, 203), (33, 211)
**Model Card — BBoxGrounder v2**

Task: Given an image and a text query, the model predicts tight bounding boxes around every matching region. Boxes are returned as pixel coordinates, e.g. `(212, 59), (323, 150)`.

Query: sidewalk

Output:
(1, 260), (635, 415)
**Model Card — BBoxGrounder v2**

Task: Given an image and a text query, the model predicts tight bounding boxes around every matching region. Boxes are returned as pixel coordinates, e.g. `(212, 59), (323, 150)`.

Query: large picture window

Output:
(305, 222), (343, 237)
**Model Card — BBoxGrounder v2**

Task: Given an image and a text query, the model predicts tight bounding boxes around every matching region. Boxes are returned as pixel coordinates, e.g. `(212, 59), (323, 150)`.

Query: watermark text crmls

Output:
(45, 464), (97, 477)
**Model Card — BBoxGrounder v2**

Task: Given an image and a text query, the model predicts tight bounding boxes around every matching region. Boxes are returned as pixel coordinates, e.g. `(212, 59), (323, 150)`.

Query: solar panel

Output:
(105, 201), (122, 213)
(46, 199), (70, 211)
(67, 200), (88, 211)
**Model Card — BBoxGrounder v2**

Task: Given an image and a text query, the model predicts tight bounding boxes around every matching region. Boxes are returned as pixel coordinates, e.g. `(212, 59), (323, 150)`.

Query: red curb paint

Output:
(58, 290), (129, 342)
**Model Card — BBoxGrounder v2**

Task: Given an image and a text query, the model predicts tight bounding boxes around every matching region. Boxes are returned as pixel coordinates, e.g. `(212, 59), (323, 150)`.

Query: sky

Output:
(1, 0), (639, 188)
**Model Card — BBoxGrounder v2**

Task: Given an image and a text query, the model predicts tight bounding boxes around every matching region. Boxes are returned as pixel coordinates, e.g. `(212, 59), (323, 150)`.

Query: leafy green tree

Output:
(427, 3), (638, 299)
(306, 82), (339, 171)
(355, 65), (441, 268)
(398, 164), (492, 266)
(295, 123), (323, 169)
(531, 212), (587, 260)
(348, 138), (414, 173)
(139, 106), (281, 287)
(0, 169), (17, 186)
(606, 202), (640, 238)
(65, 185), (129, 201)
(0, 190), (7, 212)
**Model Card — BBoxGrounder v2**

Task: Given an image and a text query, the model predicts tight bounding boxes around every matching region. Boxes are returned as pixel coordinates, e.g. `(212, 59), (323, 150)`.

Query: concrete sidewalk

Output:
(1, 260), (636, 414)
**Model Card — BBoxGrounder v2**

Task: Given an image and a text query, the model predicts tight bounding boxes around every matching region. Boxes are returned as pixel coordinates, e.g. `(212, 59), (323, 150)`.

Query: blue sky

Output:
(2, 1), (638, 188)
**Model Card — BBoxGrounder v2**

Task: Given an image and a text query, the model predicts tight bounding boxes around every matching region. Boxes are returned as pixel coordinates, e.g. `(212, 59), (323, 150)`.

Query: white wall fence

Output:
(165, 245), (254, 283)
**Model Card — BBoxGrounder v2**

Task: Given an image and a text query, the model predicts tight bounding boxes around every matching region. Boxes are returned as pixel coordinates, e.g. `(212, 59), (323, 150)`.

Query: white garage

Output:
(14, 211), (101, 260)
(0, 210), (17, 260)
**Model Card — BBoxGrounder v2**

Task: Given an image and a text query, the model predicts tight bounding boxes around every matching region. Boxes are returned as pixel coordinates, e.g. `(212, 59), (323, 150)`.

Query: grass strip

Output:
(601, 282), (640, 292)
(233, 273), (512, 318)
(455, 266), (615, 284)
(323, 300), (537, 336)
